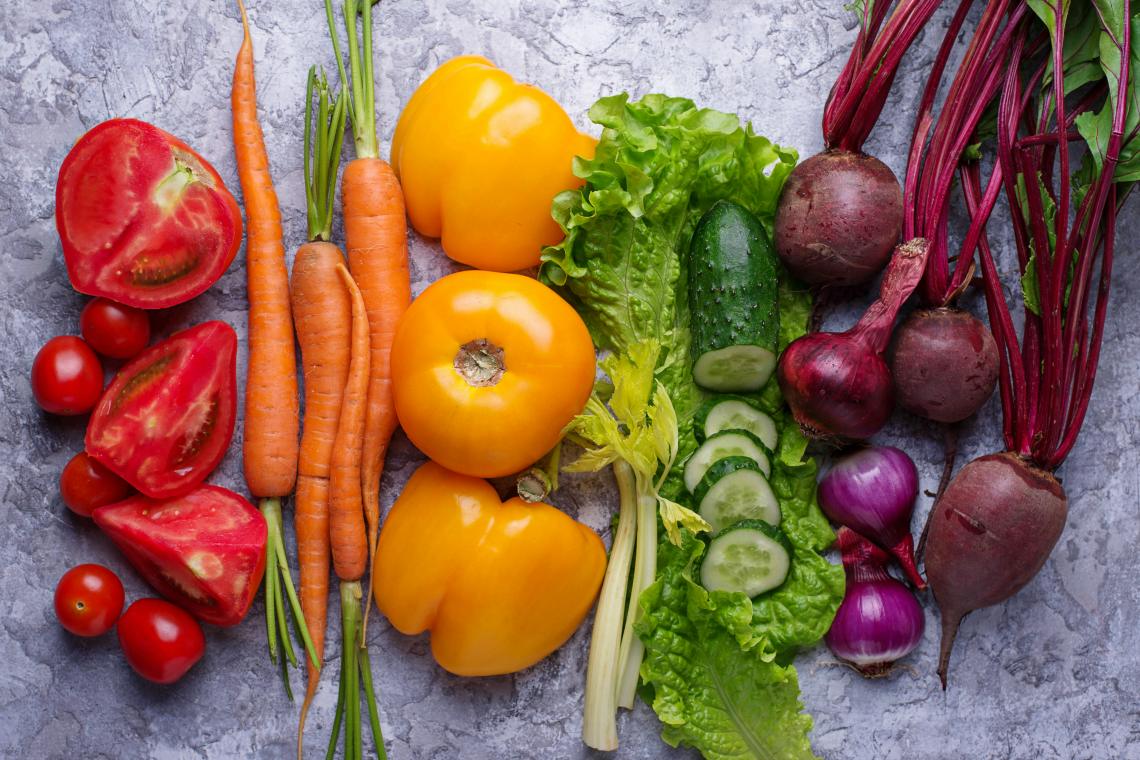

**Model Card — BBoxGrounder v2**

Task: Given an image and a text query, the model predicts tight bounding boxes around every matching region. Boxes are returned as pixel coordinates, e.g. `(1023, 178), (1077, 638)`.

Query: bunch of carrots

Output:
(231, 0), (409, 756)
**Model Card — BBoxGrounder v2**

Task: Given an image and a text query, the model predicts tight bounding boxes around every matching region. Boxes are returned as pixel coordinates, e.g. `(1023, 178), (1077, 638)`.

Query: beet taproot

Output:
(773, 150), (903, 286)
(924, 452), (1067, 688)
(887, 307), (999, 423)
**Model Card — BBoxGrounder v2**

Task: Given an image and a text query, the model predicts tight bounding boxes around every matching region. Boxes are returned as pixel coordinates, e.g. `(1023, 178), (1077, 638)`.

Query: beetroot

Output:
(774, 152), (903, 285)
(777, 238), (928, 444)
(887, 307), (999, 423)
(774, 0), (943, 285)
(925, 453), (1066, 687)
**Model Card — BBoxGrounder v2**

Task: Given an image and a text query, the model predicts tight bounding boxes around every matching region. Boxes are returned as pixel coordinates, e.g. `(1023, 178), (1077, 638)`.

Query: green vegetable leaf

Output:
(1075, 12), (1140, 182)
(635, 534), (820, 760)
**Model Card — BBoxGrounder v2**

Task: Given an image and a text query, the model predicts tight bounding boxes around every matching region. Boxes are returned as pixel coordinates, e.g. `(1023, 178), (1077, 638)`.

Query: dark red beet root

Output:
(774, 150), (904, 286)
(925, 452), (1067, 688)
(777, 332), (895, 443)
(887, 307), (999, 423)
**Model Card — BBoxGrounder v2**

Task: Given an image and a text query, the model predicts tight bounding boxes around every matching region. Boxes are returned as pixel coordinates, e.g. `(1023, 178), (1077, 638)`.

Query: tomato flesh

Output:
(117, 598), (206, 684)
(86, 321), (237, 499)
(56, 119), (242, 309)
(80, 297), (151, 359)
(60, 451), (134, 517)
(54, 564), (125, 636)
(31, 335), (104, 416)
(93, 485), (267, 627)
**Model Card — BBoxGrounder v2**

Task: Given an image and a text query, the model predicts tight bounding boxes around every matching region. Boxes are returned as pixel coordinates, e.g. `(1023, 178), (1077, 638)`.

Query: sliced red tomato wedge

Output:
(56, 119), (243, 309)
(94, 485), (267, 627)
(86, 321), (237, 499)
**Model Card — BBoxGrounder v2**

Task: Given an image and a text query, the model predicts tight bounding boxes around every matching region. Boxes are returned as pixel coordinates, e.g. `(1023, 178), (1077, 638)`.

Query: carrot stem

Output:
(263, 501), (279, 665)
(325, 675), (346, 760)
(359, 646), (386, 759)
(276, 521), (320, 669)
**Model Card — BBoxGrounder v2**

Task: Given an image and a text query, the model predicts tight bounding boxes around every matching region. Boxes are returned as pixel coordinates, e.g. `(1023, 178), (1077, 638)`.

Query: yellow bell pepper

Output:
(373, 460), (606, 676)
(391, 56), (597, 272)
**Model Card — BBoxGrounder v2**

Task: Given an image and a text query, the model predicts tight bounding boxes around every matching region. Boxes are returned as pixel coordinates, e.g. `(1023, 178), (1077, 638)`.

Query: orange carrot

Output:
(290, 241), (351, 755)
(233, 0), (299, 500)
(329, 263), (371, 581)
(342, 158), (411, 613)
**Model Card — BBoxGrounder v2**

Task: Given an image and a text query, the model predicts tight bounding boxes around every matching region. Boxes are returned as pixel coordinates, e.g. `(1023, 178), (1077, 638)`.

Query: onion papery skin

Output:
(825, 528), (924, 677)
(887, 307), (999, 423)
(819, 446), (925, 590)
(777, 332), (895, 444)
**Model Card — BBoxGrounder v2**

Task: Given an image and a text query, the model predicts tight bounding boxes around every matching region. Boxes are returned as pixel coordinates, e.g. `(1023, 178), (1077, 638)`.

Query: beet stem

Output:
(936, 607), (963, 690)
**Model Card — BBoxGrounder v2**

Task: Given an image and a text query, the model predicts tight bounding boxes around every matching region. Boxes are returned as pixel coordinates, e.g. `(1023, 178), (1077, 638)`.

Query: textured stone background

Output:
(2, 0), (1139, 758)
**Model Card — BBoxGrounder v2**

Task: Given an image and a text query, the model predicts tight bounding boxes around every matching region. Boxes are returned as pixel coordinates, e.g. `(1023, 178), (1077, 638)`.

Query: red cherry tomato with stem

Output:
(60, 451), (133, 517)
(80, 297), (150, 359)
(117, 598), (206, 684)
(54, 564), (125, 636)
(31, 336), (103, 415)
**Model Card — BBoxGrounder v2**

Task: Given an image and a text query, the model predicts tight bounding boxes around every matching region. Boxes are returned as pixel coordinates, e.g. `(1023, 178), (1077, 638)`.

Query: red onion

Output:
(818, 445), (925, 590)
(824, 527), (925, 677)
(776, 238), (930, 444)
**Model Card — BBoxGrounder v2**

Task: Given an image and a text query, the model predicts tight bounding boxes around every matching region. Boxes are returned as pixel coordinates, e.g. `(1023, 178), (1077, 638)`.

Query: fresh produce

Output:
(684, 430), (772, 490)
(31, 336), (103, 416)
(776, 238), (930, 444)
(824, 527), (924, 676)
(85, 321), (237, 500)
(325, 0), (410, 634)
(541, 94), (843, 757)
(694, 395), (778, 448)
(290, 232), (350, 741)
(329, 264), (369, 582)
(117, 598), (206, 684)
(817, 445), (924, 589)
(60, 451), (134, 518)
(693, 456), (781, 535)
(55, 119), (242, 309)
(93, 485), (268, 627)
(390, 270), (596, 478)
(773, 0), (943, 285)
(232, 0), (316, 699)
(54, 564), (125, 637)
(689, 200), (780, 392)
(79, 298), (150, 359)
(696, 519), (794, 598)
(392, 56), (597, 271)
(374, 460), (606, 676)
(926, 0), (1138, 687)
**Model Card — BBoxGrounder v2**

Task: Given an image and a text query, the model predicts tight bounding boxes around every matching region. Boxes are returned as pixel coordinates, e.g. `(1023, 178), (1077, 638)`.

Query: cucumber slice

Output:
(694, 396), (778, 449)
(684, 429), (771, 492)
(692, 345), (777, 393)
(693, 456), (781, 534)
(697, 519), (793, 598)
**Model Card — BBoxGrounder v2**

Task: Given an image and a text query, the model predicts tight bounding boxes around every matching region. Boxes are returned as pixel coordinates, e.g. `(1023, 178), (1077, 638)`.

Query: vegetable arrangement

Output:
(31, 0), (1136, 755)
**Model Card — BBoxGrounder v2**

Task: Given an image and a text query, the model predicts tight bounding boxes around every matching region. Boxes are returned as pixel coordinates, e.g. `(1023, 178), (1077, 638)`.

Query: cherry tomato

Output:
(117, 598), (206, 684)
(31, 336), (104, 415)
(86, 321), (237, 499)
(56, 119), (242, 309)
(80, 297), (150, 359)
(60, 451), (133, 517)
(54, 564), (125, 636)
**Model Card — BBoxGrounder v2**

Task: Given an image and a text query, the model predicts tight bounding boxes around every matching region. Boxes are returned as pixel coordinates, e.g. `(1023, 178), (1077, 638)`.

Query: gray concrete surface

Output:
(1, 0), (1138, 758)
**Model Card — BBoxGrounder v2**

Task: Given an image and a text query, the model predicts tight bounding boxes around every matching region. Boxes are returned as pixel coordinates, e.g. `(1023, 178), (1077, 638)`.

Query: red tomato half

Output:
(80, 297), (151, 359)
(31, 336), (103, 415)
(60, 451), (134, 517)
(54, 564), (125, 636)
(86, 321), (237, 499)
(56, 119), (243, 309)
(93, 485), (268, 627)
(117, 598), (206, 684)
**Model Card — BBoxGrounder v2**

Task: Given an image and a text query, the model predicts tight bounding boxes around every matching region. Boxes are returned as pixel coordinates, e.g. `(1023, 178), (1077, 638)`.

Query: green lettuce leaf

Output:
(635, 533), (819, 760)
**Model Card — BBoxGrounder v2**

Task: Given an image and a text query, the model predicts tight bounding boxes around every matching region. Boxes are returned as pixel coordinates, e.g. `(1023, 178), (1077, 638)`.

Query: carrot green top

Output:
(303, 67), (347, 243)
(326, 0), (379, 160)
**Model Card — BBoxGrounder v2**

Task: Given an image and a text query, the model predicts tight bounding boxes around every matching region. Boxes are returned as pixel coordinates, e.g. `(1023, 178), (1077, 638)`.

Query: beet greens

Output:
(925, 0), (1138, 687)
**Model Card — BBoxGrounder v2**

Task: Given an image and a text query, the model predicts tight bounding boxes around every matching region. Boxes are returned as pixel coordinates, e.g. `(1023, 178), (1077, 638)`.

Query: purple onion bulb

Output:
(825, 528), (925, 676)
(818, 445), (925, 590)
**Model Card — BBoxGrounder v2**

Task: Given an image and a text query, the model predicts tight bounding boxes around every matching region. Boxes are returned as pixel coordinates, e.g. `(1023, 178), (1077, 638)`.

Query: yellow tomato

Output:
(391, 270), (596, 478)
(374, 460), (606, 676)
(391, 56), (597, 272)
